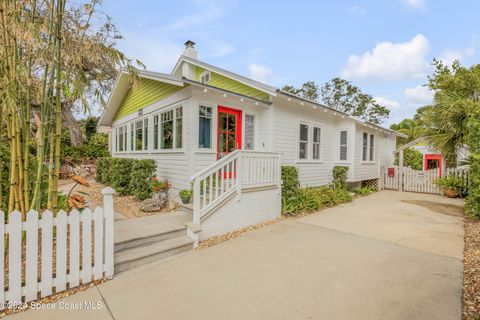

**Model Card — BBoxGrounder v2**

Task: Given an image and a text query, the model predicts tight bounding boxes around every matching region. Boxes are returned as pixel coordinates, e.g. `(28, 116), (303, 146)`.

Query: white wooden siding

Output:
(200, 188), (281, 240)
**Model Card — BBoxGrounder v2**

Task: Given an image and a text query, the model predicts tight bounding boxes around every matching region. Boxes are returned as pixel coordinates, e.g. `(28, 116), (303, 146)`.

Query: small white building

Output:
(99, 41), (404, 242)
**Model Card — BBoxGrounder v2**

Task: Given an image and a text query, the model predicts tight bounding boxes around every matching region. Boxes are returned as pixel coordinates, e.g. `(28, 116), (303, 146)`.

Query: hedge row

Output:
(96, 157), (157, 200)
(281, 166), (352, 215)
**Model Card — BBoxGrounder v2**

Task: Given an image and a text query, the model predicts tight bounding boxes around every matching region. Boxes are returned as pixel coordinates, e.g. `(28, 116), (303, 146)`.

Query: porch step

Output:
(115, 236), (194, 273)
(115, 225), (186, 253)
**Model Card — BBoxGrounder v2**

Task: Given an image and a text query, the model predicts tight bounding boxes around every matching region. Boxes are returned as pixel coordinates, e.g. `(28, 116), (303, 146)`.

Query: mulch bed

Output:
(463, 216), (480, 320)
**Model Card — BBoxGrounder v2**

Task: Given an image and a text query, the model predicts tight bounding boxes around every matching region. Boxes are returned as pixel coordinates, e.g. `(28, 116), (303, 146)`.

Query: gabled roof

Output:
(98, 70), (184, 126)
(172, 55), (277, 97)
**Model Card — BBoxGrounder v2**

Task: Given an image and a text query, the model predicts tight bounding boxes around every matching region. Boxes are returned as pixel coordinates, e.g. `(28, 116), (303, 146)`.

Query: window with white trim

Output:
(362, 132), (368, 161)
(339, 130), (348, 161)
(312, 127), (321, 160)
(200, 71), (211, 84)
(175, 107), (183, 148)
(299, 124), (309, 160)
(116, 126), (127, 152)
(245, 114), (255, 150)
(134, 119), (147, 151)
(160, 110), (174, 149)
(130, 123), (134, 151)
(153, 115), (159, 150)
(153, 106), (183, 150)
(369, 134), (375, 161)
(199, 105), (212, 149)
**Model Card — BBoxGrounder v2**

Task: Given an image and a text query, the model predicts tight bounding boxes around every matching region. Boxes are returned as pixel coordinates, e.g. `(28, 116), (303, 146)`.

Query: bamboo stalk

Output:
(51, 0), (65, 212)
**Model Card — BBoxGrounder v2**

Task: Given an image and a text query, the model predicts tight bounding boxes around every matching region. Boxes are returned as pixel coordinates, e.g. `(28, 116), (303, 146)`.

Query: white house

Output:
(99, 41), (404, 242)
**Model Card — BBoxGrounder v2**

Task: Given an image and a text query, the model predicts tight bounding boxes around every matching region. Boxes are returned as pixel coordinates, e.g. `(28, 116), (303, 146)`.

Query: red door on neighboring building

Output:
(424, 154), (442, 176)
(217, 106), (242, 160)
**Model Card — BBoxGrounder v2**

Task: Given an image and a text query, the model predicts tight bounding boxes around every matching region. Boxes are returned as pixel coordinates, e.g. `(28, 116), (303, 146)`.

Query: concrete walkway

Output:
(10, 191), (465, 320)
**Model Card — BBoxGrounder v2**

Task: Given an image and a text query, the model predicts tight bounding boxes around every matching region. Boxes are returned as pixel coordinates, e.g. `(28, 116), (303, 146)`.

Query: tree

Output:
(390, 106), (432, 145)
(282, 78), (390, 124)
(423, 59), (480, 217)
(320, 78), (390, 124)
(423, 60), (480, 165)
(0, 0), (139, 213)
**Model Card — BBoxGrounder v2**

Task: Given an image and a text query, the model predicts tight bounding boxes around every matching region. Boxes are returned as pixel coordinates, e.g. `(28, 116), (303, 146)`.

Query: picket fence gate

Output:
(381, 166), (469, 195)
(0, 187), (115, 308)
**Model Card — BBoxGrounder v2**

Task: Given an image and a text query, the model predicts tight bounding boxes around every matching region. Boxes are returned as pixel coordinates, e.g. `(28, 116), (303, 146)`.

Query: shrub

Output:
(394, 148), (423, 170)
(282, 186), (352, 215)
(130, 160), (157, 200)
(435, 175), (465, 192)
(281, 166), (300, 199)
(96, 157), (156, 199)
(332, 166), (348, 190)
(110, 158), (134, 195)
(179, 189), (193, 204)
(354, 186), (374, 196)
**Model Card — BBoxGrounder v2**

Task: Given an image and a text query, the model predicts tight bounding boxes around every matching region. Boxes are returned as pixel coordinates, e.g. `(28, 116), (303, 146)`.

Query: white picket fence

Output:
(381, 166), (469, 195)
(0, 187), (115, 308)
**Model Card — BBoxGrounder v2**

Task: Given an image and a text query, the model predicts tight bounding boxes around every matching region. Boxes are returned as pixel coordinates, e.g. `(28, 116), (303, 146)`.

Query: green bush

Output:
(63, 132), (109, 161)
(332, 166), (349, 190)
(96, 157), (157, 199)
(130, 159), (157, 200)
(179, 189), (193, 204)
(394, 148), (423, 170)
(354, 186), (374, 196)
(110, 158), (134, 195)
(281, 166), (300, 199)
(282, 186), (352, 215)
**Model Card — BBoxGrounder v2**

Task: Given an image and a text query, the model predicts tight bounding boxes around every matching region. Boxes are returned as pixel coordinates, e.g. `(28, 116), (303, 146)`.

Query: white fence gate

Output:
(0, 187), (115, 308)
(381, 166), (469, 195)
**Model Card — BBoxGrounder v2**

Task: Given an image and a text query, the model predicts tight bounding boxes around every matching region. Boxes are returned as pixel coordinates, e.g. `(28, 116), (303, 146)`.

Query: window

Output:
(130, 123), (134, 151)
(362, 132), (368, 161)
(199, 105), (212, 148)
(161, 110), (174, 149)
(135, 120), (143, 151)
(153, 115), (159, 149)
(339, 130), (348, 161)
(312, 127), (321, 160)
(299, 124), (309, 160)
(245, 114), (255, 150)
(175, 107), (183, 148)
(143, 118), (148, 150)
(200, 71), (211, 84)
(118, 127), (124, 152)
(369, 134), (375, 161)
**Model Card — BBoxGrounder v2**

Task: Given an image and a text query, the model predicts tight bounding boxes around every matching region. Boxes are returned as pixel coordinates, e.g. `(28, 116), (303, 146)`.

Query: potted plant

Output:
(435, 175), (465, 198)
(179, 189), (192, 204)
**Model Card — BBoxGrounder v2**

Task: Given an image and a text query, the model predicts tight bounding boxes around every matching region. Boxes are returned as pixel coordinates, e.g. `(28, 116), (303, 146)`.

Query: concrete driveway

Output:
(11, 191), (465, 320)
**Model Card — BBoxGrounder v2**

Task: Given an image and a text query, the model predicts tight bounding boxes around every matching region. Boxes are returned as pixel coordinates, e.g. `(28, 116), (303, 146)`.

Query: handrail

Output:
(190, 149), (241, 181)
(191, 150), (282, 226)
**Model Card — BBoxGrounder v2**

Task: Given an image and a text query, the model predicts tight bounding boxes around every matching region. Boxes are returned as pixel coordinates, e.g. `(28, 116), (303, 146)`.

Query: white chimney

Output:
(183, 40), (198, 59)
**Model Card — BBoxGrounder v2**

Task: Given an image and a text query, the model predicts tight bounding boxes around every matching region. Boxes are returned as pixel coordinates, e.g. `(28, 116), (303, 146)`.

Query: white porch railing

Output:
(0, 187), (115, 309)
(190, 150), (281, 225)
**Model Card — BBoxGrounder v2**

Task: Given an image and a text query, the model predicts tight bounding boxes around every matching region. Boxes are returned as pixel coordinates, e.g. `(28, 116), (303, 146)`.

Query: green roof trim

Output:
(114, 78), (184, 121)
(196, 67), (270, 101)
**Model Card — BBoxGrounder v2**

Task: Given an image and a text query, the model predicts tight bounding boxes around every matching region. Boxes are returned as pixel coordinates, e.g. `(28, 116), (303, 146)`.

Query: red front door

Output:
(217, 106), (242, 159)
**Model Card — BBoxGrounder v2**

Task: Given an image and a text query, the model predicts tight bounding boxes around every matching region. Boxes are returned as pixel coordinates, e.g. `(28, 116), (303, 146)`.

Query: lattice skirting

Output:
(362, 179), (378, 190)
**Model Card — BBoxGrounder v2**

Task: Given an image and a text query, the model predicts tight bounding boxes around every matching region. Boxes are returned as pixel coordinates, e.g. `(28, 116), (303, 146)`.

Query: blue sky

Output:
(102, 0), (480, 126)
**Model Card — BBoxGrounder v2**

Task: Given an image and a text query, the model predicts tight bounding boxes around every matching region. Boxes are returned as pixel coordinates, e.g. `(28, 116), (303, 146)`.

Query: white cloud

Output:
(374, 97), (400, 109)
(248, 64), (273, 84)
(401, 0), (426, 10)
(341, 34), (430, 81)
(404, 85), (434, 104)
(439, 46), (476, 66)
